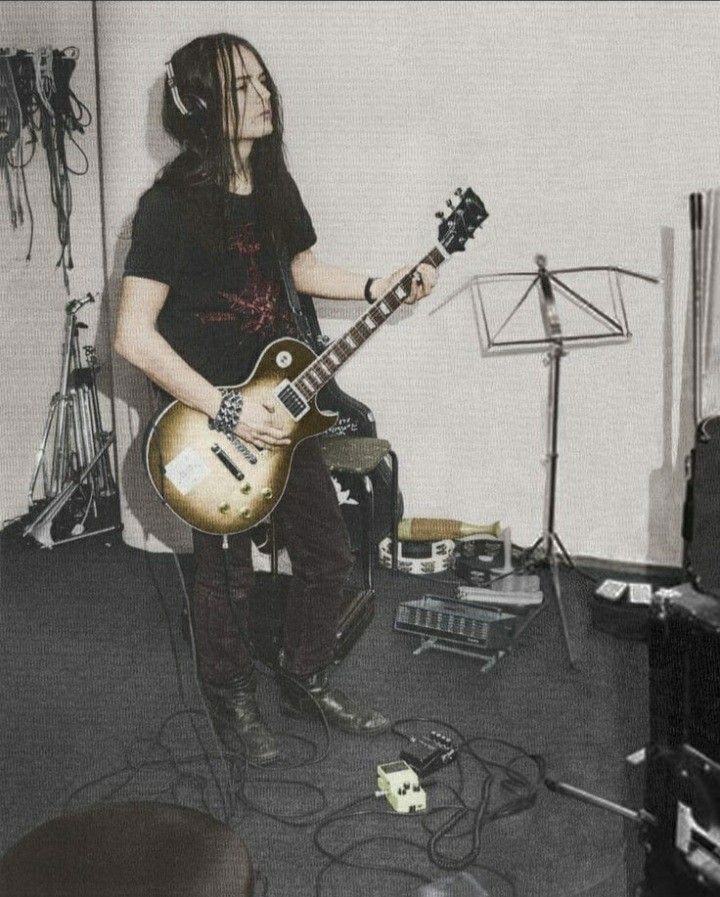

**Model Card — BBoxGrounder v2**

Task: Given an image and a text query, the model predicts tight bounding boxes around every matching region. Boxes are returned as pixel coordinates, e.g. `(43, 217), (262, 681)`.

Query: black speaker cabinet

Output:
(648, 585), (720, 759)
(644, 584), (720, 896)
(684, 416), (720, 599)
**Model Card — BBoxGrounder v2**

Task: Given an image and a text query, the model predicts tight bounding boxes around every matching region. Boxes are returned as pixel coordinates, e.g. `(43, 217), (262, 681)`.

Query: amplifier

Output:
(645, 583), (720, 895)
(648, 584), (720, 760)
(394, 594), (517, 651)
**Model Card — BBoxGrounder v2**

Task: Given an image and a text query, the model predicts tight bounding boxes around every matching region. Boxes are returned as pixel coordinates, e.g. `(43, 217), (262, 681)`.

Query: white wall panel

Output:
(95, 0), (720, 563)
(0, 1), (106, 527)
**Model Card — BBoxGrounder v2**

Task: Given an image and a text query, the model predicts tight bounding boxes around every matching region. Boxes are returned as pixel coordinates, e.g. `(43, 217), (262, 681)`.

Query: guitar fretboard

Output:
(293, 246), (446, 400)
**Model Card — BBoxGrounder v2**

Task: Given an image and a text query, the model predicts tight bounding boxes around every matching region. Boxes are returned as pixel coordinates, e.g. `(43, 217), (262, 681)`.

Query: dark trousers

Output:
(190, 437), (354, 685)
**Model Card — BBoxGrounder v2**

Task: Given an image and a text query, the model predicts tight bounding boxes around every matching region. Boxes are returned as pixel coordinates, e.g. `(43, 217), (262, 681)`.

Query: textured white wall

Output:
(96, 1), (720, 562)
(0, 1), (107, 527)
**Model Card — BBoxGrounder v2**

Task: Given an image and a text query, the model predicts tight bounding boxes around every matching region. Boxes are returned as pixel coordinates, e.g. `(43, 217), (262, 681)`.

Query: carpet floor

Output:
(0, 534), (664, 897)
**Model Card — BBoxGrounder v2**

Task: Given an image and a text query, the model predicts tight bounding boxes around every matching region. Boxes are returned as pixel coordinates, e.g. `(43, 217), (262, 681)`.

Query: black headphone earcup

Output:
(184, 93), (208, 119)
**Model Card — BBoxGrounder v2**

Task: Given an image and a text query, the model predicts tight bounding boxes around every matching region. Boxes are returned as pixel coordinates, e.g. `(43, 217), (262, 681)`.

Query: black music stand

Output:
(450, 256), (658, 667)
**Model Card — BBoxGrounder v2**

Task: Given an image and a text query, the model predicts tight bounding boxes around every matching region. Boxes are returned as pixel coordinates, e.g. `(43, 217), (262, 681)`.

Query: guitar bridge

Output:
(211, 444), (245, 480)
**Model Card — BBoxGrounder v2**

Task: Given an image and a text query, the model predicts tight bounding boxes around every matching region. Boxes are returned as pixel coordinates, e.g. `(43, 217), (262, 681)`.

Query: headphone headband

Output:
(165, 60), (190, 117)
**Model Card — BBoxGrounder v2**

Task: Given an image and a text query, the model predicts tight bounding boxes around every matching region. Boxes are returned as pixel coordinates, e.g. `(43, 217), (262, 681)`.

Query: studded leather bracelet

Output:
(211, 388), (244, 434)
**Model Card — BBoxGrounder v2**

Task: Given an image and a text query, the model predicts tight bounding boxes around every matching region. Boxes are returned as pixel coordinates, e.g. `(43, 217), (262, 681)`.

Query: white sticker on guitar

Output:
(164, 448), (211, 495)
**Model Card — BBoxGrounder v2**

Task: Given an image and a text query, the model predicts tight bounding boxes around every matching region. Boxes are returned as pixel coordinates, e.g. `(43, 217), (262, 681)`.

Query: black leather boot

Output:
(203, 672), (280, 765)
(279, 666), (389, 736)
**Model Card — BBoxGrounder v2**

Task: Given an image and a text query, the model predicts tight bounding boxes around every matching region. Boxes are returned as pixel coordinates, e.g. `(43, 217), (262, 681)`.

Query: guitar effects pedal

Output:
(376, 760), (426, 813)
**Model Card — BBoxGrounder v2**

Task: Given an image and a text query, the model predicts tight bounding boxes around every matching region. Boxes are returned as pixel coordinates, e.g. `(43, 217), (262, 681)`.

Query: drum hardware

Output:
(444, 255), (659, 668)
(23, 294), (121, 547)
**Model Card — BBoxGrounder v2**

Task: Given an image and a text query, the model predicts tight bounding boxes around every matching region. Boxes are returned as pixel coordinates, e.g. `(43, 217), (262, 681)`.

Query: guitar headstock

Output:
(437, 188), (488, 254)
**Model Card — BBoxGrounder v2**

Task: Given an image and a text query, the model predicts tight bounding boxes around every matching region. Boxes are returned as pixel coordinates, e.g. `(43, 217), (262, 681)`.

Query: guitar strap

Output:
(271, 234), (324, 352)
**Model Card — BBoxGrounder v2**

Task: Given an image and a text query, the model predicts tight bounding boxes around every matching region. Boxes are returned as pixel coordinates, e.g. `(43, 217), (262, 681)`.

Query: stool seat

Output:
(319, 436), (392, 475)
(0, 801), (254, 896)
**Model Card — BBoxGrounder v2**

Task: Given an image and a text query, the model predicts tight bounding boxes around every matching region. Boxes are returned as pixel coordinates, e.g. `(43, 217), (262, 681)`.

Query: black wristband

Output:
(364, 277), (376, 304)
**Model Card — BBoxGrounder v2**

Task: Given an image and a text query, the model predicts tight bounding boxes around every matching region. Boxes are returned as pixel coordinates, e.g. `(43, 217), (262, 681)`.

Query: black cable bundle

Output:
(309, 718), (546, 896)
(1, 46), (91, 291)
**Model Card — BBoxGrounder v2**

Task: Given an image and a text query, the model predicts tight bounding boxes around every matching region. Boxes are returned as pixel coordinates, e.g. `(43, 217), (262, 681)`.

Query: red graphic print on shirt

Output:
(194, 223), (296, 335)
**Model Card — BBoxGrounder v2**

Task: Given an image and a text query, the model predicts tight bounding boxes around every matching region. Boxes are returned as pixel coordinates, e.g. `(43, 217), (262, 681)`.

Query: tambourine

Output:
(378, 537), (455, 575)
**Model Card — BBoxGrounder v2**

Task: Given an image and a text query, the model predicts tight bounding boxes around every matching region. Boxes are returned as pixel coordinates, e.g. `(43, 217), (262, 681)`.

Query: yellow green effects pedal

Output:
(376, 760), (426, 813)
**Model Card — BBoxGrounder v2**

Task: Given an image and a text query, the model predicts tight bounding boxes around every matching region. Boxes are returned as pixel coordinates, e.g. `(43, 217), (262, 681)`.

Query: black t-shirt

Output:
(123, 177), (317, 385)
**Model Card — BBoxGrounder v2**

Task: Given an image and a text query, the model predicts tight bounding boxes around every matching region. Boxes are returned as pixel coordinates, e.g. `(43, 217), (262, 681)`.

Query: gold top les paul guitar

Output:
(145, 188), (488, 535)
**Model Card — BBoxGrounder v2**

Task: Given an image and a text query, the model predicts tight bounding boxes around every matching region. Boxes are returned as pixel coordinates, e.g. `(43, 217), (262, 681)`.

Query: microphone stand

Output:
(545, 777), (657, 828)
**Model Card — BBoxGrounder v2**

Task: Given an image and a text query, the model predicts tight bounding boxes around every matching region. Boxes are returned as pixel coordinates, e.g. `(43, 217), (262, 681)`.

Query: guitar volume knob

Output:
(261, 487), (273, 499)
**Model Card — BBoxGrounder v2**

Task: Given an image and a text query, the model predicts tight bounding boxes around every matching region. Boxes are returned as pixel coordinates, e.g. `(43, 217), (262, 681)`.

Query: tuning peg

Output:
(446, 199), (454, 208)
(454, 188), (463, 195)
(435, 211), (445, 219)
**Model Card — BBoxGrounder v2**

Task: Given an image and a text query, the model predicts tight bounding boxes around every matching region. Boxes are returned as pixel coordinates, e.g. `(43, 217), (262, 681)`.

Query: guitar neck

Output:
(292, 245), (447, 399)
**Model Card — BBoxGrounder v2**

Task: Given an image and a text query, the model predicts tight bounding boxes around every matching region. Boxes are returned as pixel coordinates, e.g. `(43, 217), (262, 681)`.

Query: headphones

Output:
(164, 60), (207, 118)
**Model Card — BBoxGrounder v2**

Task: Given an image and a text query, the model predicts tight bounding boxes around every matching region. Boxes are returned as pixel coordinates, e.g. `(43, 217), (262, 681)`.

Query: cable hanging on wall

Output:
(0, 46), (91, 293)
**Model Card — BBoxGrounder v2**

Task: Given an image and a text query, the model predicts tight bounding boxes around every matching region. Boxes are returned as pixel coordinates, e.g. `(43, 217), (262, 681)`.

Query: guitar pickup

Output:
(211, 444), (245, 481)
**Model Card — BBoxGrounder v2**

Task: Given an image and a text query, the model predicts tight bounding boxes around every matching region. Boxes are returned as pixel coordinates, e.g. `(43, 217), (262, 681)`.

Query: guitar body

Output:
(144, 337), (337, 535)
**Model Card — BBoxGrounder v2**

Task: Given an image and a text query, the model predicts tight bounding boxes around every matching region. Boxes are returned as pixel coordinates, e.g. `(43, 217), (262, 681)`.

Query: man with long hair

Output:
(114, 33), (437, 764)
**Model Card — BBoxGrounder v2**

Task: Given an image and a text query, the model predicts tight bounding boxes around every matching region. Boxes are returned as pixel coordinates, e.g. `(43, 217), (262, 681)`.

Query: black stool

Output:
(318, 436), (399, 589)
(0, 801), (254, 896)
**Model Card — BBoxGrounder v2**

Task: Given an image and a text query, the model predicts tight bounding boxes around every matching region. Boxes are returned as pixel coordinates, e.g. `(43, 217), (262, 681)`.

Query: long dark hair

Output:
(157, 33), (297, 253)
